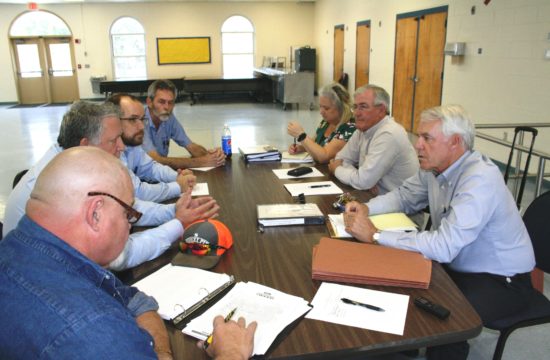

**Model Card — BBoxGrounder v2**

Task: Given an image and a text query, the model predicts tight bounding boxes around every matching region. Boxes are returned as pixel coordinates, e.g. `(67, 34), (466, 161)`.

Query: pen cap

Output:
(172, 220), (233, 269)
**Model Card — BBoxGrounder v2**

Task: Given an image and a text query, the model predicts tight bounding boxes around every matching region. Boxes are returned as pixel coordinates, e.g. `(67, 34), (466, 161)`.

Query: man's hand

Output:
(176, 171), (196, 192)
(287, 121), (304, 138)
(175, 189), (220, 228)
(328, 158), (343, 174)
(195, 148), (226, 167)
(198, 316), (257, 360)
(344, 201), (378, 243)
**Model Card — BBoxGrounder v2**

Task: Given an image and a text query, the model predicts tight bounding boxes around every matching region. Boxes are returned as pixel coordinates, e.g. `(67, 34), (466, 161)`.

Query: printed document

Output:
(306, 282), (409, 335)
(183, 281), (311, 356)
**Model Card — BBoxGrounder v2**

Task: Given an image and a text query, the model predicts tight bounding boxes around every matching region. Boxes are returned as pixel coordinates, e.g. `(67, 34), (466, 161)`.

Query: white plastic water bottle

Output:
(221, 124), (232, 158)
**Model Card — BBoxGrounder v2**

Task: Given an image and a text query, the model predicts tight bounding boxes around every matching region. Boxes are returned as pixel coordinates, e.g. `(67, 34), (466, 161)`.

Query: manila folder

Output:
(312, 237), (432, 289)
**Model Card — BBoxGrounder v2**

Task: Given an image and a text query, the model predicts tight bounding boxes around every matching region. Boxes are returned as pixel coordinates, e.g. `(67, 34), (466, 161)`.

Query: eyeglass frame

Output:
(119, 116), (147, 123)
(87, 191), (142, 224)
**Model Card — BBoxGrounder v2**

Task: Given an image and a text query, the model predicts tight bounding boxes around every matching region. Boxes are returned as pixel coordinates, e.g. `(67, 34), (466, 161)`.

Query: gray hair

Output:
(354, 84), (390, 114)
(57, 101), (120, 149)
(147, 79), (177, 100)
(420, 105), (476, 150)
(318, 82), (353, 125)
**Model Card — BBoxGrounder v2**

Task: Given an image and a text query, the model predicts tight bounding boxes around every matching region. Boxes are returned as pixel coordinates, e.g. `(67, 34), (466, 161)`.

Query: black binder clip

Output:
(297, 193), (306, 204)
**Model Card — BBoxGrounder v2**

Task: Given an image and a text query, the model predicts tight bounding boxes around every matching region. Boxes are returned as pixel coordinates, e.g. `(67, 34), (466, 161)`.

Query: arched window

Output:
(10, 10), (71, 36)
(110, 17), (146, 80)
(221, 16), (254, 78)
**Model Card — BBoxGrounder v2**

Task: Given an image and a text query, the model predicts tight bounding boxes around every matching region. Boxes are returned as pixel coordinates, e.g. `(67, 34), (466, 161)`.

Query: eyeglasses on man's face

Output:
(352, 103), (382, 112)
(87, 191), (142, 224)
(120, 116), (146, 123)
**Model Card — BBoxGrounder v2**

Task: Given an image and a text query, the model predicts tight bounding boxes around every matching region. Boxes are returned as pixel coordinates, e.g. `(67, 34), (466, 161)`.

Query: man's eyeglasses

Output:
(120, 116), (146, 123)
(87, 191), (142, 224)
(352, 103), (381, 111)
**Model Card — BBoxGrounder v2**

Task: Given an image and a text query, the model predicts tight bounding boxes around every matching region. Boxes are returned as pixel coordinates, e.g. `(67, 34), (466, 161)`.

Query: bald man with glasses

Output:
(0, 147), (256, 359)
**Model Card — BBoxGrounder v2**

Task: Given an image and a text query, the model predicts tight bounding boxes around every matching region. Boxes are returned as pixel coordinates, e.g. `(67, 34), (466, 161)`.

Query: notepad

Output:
(257, 203), (325, 227)
(327, 213), (417, 238)
(281, 151), (314, 163)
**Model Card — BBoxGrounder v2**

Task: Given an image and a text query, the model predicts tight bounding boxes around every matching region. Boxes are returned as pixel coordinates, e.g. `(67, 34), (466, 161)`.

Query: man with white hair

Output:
(344, 105), (536, 359)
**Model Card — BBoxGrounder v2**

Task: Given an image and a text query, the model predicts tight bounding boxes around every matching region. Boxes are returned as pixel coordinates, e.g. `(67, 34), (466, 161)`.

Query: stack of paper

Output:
(133, 264), (234, 325)
(239, 145), (281, 162)
(327, 212), (417, 238)
(312, 237), (432, 289)
(183, 281), (312, 356)
(257, 203), (325, 227)
(281, 151), (314, 163)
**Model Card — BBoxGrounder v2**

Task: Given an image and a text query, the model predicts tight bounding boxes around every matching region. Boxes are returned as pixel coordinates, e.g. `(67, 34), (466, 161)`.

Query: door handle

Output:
(409, 76), (419, 83)
(48, 68), (53, 76)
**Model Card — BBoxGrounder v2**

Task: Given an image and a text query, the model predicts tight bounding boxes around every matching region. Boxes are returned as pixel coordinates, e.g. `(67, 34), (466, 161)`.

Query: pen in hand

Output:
(309, 184), (331, 188)
(341, 298), (385, 312)
(203, 307), (238, 350)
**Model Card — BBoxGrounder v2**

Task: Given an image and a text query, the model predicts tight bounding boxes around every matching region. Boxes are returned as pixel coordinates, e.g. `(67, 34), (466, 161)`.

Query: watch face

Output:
(298, 133), (307, 142)
(373, 232), (381, 240)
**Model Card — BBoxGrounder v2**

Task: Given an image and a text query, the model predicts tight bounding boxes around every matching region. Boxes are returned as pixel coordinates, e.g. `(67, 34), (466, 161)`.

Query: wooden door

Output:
(392, 7), (447, 133)
(333, 25), (345, 83)
(355, 20), (371, 89)
(44, 37), (79, 103)
(12, 38), (48, 104)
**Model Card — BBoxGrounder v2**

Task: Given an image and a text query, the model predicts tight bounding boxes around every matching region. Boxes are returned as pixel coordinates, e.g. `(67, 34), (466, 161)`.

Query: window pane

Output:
(10, 11), (71, 36)
(111, 17), (144, 34)
(17, 44), (42, 78)
(49, 43), (73, 77)
(112, 34), (145, 56)
(223, 54), (253, 78)
(221, 16), (253, 32)
(114, 56), (146, 79)
(222, 33), (253, 54)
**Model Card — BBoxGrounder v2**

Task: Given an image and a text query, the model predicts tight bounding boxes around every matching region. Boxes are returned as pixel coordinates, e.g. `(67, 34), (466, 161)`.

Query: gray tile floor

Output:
(0, 99), (548, 359)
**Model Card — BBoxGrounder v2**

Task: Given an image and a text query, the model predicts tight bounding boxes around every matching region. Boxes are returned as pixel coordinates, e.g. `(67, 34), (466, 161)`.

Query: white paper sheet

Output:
(183, 281), (312, 356)
(328, 214), (352, 238)
(306, 282), (409, 335)
(284, 181), (343, 196)
(189, 166), (216, 172)
(191, 182), (209, 196)
(272, 167), (325, 179)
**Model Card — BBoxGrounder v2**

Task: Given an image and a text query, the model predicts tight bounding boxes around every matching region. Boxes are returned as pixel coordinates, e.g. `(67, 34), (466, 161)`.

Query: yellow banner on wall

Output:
(157, 37), (211, 65)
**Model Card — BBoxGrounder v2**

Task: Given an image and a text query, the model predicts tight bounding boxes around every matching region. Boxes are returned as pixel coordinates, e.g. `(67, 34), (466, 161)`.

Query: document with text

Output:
(183, 281), (312, 356)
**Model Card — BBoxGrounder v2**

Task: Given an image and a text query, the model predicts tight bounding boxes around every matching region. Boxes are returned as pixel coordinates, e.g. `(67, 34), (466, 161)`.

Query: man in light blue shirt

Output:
(344, 105), (535, 360)
(3, 101), (219, 271)
(142, 79), (226, 169)
(108, 93), (196, 203)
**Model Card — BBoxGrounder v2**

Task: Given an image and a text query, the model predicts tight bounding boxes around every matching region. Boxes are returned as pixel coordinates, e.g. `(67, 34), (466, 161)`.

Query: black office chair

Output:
(12, 169), (28, 189)
(485, 191), (550, 360)
(0, 221), (3, 241)
(503, 126), (537, 209)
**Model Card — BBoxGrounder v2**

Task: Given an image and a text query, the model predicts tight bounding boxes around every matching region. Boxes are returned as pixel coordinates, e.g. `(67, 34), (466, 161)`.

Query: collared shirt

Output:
(2, 144), (183, 271)
(121, 145), (180, 202)
(334, 116), (418, 194)
(367, 150), (535, 276)
(0, 216), (158, 359)
(142, 107), (192, 157)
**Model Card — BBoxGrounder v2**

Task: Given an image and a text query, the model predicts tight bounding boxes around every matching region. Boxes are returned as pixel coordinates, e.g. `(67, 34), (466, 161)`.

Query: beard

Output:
(122, 131), (144, 146)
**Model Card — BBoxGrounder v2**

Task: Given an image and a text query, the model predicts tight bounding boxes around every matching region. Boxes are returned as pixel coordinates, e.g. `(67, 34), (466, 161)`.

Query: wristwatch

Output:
(297, 132), (307, 142)
(372, 231), (381, 245)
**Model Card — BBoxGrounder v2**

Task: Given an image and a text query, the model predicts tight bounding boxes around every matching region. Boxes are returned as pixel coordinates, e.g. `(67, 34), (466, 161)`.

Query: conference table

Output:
(118, 157), (482, 359)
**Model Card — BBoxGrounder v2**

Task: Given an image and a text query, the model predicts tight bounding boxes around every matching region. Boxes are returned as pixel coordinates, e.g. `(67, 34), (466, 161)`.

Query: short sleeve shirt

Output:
(142, 107), (192, 156)
(314, 119), (356, 146)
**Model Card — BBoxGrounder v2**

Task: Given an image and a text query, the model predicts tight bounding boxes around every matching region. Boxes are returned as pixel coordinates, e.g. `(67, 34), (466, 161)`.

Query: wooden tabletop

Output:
(118, 157), (482, 359)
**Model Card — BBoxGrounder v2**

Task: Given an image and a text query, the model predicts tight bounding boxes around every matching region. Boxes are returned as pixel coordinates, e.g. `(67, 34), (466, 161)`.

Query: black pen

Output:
(309, 184), (330, 188)
(341, 297), (385, 312)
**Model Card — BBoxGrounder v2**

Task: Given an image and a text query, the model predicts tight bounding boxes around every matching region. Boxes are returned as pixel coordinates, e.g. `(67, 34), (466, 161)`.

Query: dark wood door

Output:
(355, 21), (371, 89)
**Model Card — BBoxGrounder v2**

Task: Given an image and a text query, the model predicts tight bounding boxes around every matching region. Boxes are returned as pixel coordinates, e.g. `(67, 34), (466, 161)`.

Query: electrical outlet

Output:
(503, 131), (508, 141)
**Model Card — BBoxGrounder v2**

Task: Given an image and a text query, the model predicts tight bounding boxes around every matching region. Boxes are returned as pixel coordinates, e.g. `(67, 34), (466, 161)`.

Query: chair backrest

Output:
(504, 126), (537, 209)
(522, 191), (550, 273)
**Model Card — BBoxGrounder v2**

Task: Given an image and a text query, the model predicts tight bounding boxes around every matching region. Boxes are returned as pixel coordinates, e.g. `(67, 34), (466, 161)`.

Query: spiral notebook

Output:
(133, 264), (234, 327)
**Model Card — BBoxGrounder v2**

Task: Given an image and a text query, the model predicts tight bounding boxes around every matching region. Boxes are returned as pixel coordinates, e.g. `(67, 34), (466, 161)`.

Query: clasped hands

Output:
(175, 188), (220, 228)
(344, 201), (379, 244)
